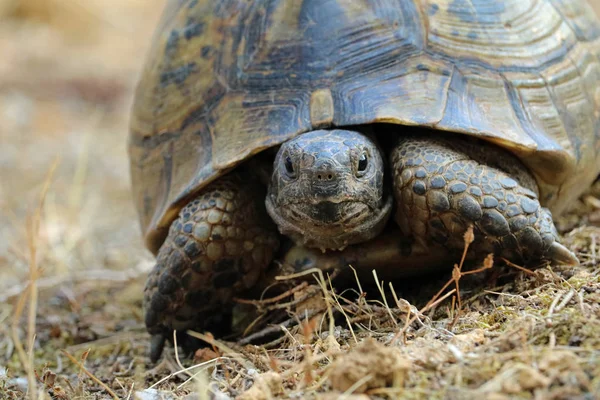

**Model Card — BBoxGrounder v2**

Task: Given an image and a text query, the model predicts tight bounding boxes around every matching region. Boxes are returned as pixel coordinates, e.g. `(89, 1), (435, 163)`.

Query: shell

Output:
(129, 0), (600, 254)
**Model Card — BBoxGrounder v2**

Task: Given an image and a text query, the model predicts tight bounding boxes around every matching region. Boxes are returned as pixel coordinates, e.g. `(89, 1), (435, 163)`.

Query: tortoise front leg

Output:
(389, 134), (578, 266)
(143, 173), (279, 362)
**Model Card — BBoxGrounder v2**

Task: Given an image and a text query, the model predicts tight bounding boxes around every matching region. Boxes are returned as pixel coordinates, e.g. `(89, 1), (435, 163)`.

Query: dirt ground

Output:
(1, 1), (600, 399)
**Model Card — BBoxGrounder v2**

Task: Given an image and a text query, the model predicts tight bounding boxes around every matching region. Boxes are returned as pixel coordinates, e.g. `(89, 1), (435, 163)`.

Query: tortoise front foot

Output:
(143, 173), (279, 362)
(390, 134), (578, 267)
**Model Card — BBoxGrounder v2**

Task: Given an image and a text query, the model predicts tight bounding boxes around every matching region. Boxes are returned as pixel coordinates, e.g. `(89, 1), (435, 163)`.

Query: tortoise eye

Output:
(284, 155), (296, 177)
(357, 151), (368, 175)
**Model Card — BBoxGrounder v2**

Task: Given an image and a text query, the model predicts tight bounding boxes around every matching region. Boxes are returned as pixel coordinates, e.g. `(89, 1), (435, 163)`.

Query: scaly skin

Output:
(266, 129), (392, 251)
(143, 173), (279, 362)
(390, 134), (577, 265)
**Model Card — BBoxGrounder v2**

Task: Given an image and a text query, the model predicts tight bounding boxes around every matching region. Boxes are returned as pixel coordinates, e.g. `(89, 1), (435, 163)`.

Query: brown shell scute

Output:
(129, 0), (600, 253)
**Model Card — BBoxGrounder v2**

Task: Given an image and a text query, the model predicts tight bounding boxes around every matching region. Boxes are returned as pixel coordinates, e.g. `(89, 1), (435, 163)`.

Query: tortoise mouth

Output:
(284, 201), (370, 226)
(265, 194), (393, 251)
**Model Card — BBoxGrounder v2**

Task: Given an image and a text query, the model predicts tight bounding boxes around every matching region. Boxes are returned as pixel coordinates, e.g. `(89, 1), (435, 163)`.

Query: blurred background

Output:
(0, 0), (164, 296)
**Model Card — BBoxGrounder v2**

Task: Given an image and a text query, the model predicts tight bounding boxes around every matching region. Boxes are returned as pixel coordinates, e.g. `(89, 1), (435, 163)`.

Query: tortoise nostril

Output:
(315, 171), (336, 182)
(313, 161), (338, 183)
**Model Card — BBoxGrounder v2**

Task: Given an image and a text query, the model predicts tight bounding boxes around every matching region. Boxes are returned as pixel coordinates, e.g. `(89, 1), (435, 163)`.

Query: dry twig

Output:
(61, 350), (119, 400)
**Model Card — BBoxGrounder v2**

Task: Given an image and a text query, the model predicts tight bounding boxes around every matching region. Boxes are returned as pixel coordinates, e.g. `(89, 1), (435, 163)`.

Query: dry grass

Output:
(1, 1), (600, 399)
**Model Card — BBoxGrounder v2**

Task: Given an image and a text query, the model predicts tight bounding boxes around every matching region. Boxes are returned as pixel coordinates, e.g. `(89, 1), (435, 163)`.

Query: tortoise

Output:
(129, 0), (600, 361)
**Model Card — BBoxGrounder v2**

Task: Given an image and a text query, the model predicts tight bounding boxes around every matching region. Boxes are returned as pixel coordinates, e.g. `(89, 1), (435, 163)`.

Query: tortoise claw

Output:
(149, 333), (167, 363)
(547, 242), (579, 266)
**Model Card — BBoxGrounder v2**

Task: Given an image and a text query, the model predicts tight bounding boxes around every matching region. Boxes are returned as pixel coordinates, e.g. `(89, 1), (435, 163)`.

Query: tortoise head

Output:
(265, 129), (392, 251)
